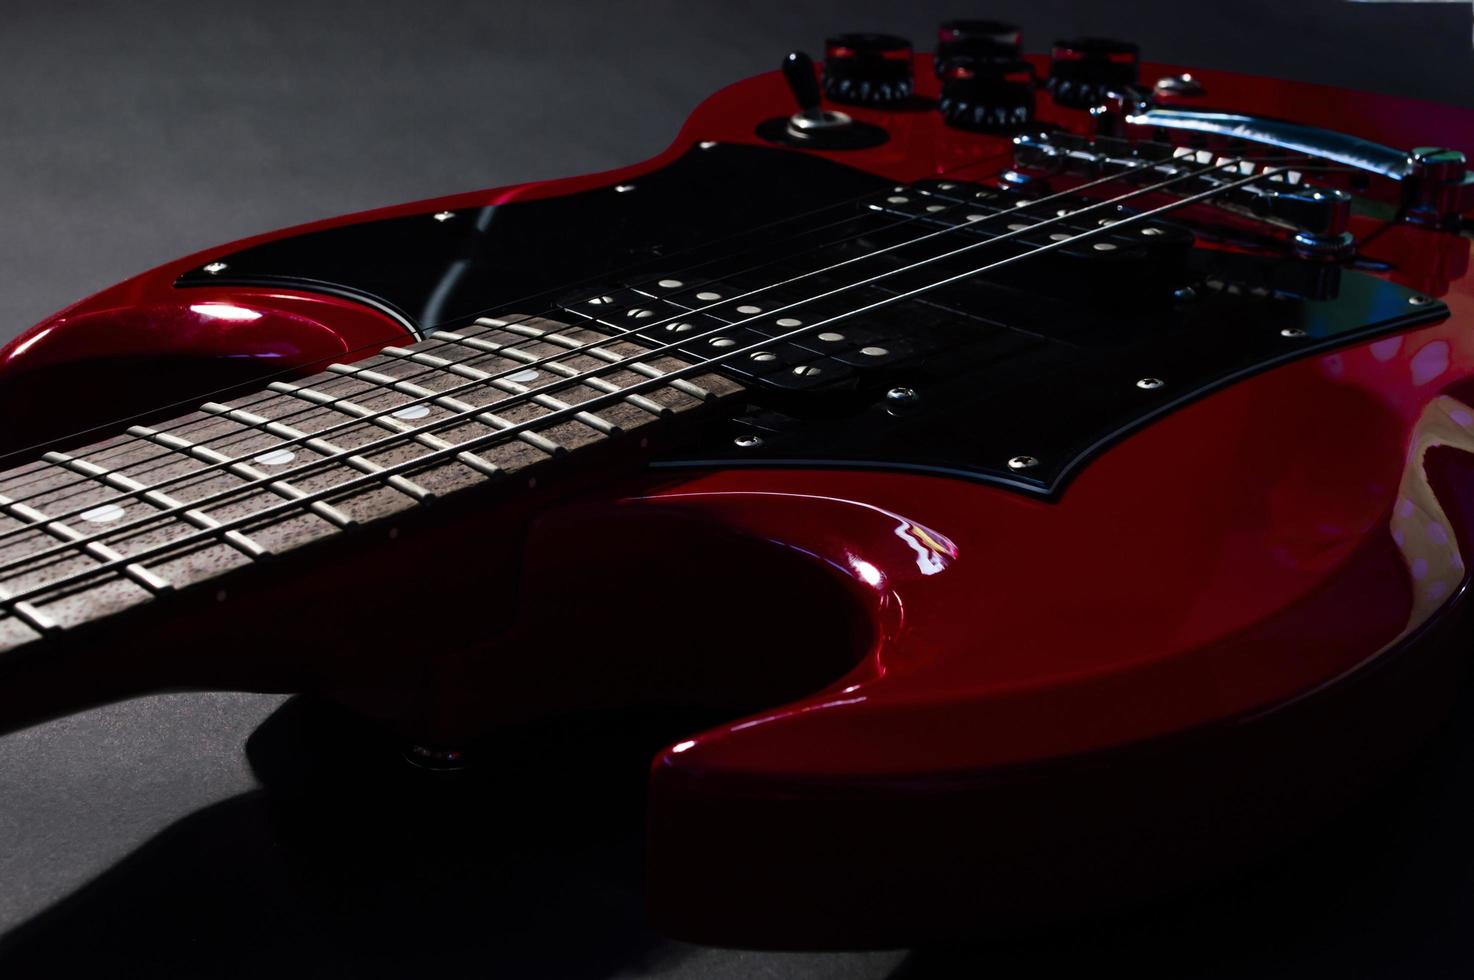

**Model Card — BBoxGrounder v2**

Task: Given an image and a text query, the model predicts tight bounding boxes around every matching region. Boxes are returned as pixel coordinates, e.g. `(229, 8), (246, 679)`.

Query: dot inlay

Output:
(81, 504), (125, 523)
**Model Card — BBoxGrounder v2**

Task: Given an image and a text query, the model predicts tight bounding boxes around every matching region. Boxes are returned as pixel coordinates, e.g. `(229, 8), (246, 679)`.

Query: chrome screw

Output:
(1172, 286), (1197, 301)
(615, 183), (636, 193)
(1409, 294), (1432, 306)
(1137, 377), (1165, 390)
(1008, 455), (1039, 471)
(886, 386), (919, 405)
(1280, 327), (1307, 338)
(733, 434), (764, 448)
(202, 261), (227, 274)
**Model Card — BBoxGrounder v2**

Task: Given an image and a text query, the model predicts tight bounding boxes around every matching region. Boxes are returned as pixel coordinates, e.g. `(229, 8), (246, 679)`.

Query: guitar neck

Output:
(0, 314), (743, 655)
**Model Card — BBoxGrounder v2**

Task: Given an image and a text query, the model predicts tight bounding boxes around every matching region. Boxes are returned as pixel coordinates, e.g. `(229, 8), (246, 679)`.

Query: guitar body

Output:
(3, 50), (1474, 948)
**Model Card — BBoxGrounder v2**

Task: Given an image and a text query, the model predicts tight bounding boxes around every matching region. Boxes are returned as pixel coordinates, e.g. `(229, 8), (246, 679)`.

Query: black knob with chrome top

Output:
(822, 33), (914, 106)
(1047, 37), (1140, 109)
(935, 19), (1021, 71)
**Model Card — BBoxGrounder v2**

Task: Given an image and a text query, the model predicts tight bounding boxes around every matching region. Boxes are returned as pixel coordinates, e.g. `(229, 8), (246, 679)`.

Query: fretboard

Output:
(0, 315), (743, 649)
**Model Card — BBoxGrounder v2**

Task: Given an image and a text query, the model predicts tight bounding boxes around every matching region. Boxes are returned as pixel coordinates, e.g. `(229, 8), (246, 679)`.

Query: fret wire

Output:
(42, 450), (269, 561)
(127, 425), (358, 530)
(269, 373), (567, 458)
(0, 491), (172, 596)
(0, 157), (1309, 604)
(0, 157), (1173, 526)
(375, 346), (624, 437)
(0, 581), (58, 636)
(0, 182), (970, 505)
(200, 402), (435, 504)
(0, 155), (1125, 510)
(307, 368), (567, 457)
(426, 330), (673, 419)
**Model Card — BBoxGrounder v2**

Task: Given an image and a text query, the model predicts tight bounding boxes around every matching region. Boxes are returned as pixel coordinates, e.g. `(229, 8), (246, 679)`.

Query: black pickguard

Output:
(177, 143), (1447, 498)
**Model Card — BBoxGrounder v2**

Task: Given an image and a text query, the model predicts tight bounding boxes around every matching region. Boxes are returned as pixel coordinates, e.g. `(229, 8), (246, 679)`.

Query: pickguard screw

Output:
(886, 386), (919, 405)
(1280, 327), (1307, 338)
(433, 211), (454, 222)
(734, 434), (764, 448)
(203, 261), (227, 274)
(1008, 455), (1039, 471)
(1136, 377), (1165, 390)
(1409, 294), (1432, 306)
(615, 183), (636, 193)
(1172, 286), (1197, 301)
(699, 140), (718, 150)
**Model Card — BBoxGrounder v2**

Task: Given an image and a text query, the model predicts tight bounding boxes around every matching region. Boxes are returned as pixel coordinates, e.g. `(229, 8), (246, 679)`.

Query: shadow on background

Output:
(2, 667), (1473, 978)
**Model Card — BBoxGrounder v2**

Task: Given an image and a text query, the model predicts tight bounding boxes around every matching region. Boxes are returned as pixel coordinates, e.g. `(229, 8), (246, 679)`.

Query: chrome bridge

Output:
(1011, 131), (1356, 257)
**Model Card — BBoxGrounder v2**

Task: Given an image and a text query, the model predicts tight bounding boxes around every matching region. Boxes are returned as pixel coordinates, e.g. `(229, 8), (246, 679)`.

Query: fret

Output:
(420, 332), (672, 419)
(464, 317), (720, 402)
(374, 346), (625, 437)
(199, 402), (435, 504)
(0, 312), (744, 645)
(128, 424), (358, 530)
(0, 491), (172, 595)
(0, 582), (58, 638)
(299, 369), (568, 458)
(42, 450), (270, 561)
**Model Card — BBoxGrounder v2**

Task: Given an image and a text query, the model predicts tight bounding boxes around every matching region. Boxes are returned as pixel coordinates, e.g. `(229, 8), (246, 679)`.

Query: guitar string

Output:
(0, 166), (1021, 500)
(0, 152), (1258, 534)
(0, 145), (1024, 478)
(0, 154), (1308, 579)
(0, 159), (1327, 605)
(0, 152), (1181, 517)
(0, 152), (1052, 503)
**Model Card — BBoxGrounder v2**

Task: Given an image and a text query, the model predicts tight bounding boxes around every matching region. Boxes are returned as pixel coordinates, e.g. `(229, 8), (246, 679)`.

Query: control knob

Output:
(822, 33), (915, 106)
(936, 20), (1034, 133)
(1047, 37), (1140, 109)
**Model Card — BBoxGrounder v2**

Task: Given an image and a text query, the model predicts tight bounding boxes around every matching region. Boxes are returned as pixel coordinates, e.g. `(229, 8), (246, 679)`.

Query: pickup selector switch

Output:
(1048, 37), (1140, 109)
(822, 33), (915, 105)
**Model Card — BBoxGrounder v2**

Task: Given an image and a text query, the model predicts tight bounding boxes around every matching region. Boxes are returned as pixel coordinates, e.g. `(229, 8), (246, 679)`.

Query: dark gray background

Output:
(1, 1), (1473, 976)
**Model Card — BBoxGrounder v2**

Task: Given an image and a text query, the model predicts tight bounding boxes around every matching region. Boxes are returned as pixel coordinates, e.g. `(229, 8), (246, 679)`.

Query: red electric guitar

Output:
(1, 23), (1472, 948)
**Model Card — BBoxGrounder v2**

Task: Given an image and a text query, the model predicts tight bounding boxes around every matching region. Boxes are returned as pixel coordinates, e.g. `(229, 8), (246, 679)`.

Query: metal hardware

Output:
(1136, 377), (1164, 390)
(1007, 455), (1040, 470)
(202, 261), (227, 274)
(1409, 294), (1433, 306)
(699, 141), (719, 149)
(886, 386), (919, 405)
(615, 184), (636, 193)
(404, 744), (469, 772)
(1153, 73), (1204, 97)
(432, 211), (454, 222)
(1173, 286), (1197, 301)
(734, 433), (764, 448)
(1098, 104), (1474, 227)
(1280, 327), (1307, 338)
(1012, 131), (1353, 242)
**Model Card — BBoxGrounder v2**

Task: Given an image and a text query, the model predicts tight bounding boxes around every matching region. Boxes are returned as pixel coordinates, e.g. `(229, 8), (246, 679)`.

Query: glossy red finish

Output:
(5, 56), (1474, 947)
